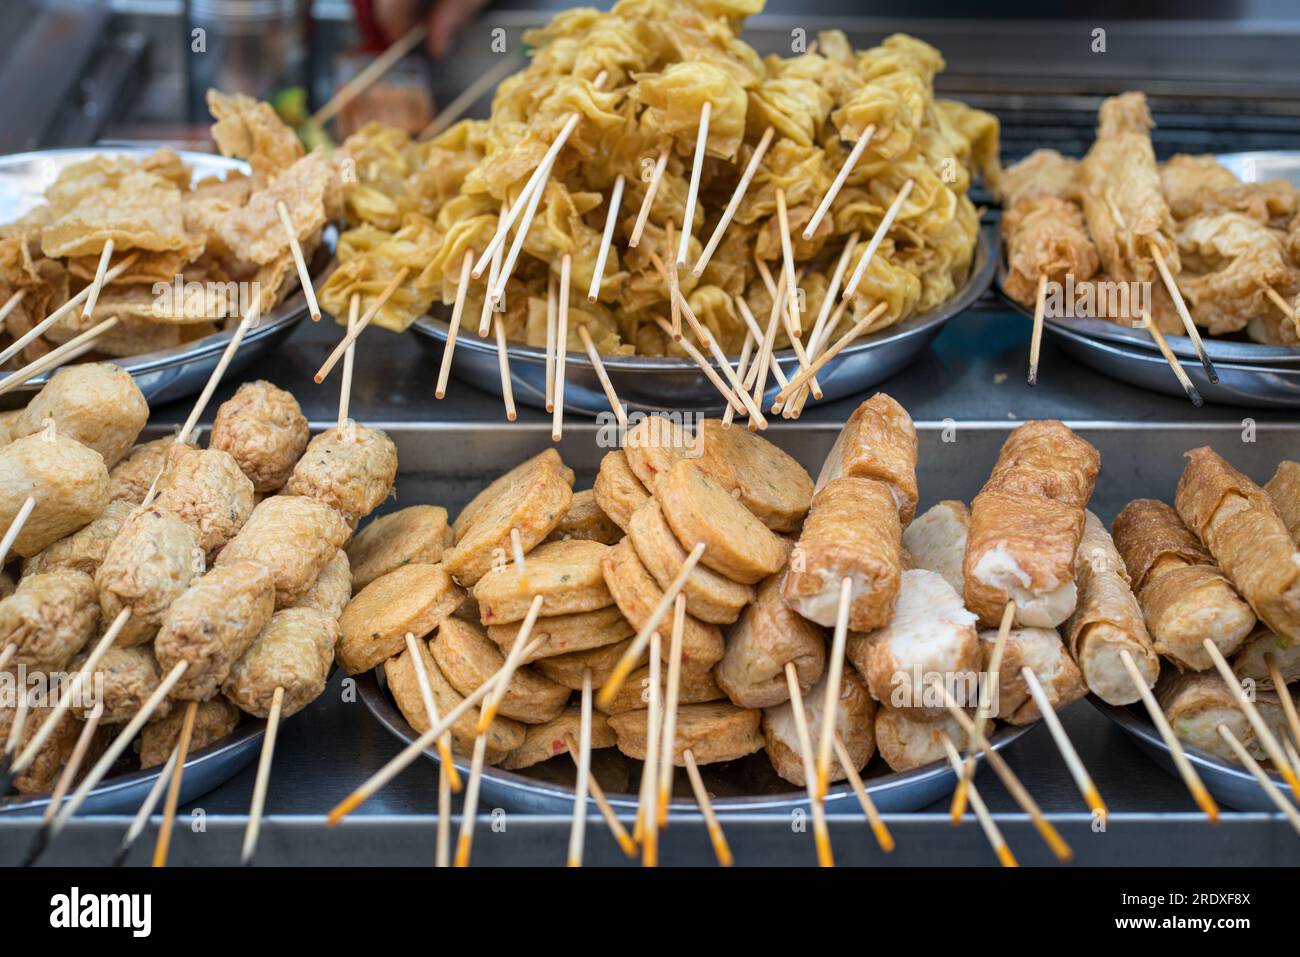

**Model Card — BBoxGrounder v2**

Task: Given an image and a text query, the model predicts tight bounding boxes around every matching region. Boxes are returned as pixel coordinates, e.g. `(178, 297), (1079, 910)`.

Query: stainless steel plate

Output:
(0, 147), (316, 409)
(410, 227), (996, 415)
(1089, 696), (1291, 813)
(0, 720), (264, 816)
(358, 670), (1030, 814)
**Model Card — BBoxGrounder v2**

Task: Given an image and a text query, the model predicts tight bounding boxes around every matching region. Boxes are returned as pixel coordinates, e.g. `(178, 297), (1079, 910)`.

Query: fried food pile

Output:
(0, 92), (342, 371)
(1001, 91), (1300, 345)
(323, 0), (1000, 356)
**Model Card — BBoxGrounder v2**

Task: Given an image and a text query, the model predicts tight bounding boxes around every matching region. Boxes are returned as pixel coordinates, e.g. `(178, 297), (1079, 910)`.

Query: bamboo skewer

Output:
(454, 734), (490, 867)
(113, 742), (181, 867)
(337, 294), (359, 433)
(748, 265), (791, 427)
(1266, 653), (1300, 755)
(651, 317), (744, 414)
(598, 543), (707, 706)
(151, 700), (198, 867)
(754, 257), (817, 397)
(239, 686), (284, 866)
(589, 174), (625, 302)
(694, 125), (774, 276)
(639, 633), (663, 866)
(815, 577), (853, 800)
(435, 761), (452, 867)
(420, 55), (521, 141)
(940, 733), (1017, 867)
(629, 147), (670, 249)
(773, 301), (889, 402)
(785, 662), (833, 867)
(834, 734), (893, 852)
(311, 23), (427, 126)
(0, 316), (120, 397)
(314, 268), (408, 383)
(658, 594), (687, 826)
(277, 200), (321, 321)
(842, 179), (915, 301)
(479, 595), (545, 732)
(1027, 273), (1047, 386)
(404, 633), (462, 792)
(435, 252), (474, 399)
(1261, 282), (1297, 325)
(479, 203), (509, 337)
(1203, 638), (1300, 801)
(666, 221), (682, 339)
(804, 124), (876, 240)
(472, 72), (609, 277)
(0, 289), (25, 328)
(567, 670), (595, 866)
(720, 332), (755, 429)
(1142, 309), (1203, 407)
(553, 254), (571, 439)
(684, 751), (733, 866)
(578, 325), (627, 426)
(1119, 649), (1219, 821)
(678, 102), (711, 266)
(1, 688), (31, 789)
(491, 153), (558, 305)
(1218, 725), (1300, 836)
(953, 601), (1014, 821)
(82, 240), (114, 319)
(1022, 666), (1106, 815)
(671, 288), (767, 425)
(545, 272), (557, 412)
(1148, 241), (1218, 383)
(734, 295), (788, 389)
(564, 733), (636, 857)
(173, 299), (261, 449)
(0, 495), (36, 567)
(0, 253), (138, 366)
(774, 188), (801, 337)
(493, 314), (517, 422)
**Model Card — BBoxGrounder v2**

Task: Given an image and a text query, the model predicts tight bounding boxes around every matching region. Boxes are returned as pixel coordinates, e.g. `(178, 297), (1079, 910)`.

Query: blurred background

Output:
(4, 0), (1300, 159)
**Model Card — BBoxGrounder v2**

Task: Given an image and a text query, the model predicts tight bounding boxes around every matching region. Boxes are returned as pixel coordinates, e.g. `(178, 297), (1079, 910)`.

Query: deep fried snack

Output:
(763, 668), (875, 786)
(291, 549), (352, 619)
(473, 539), (613, 624)
(1157, 670), (1253, 765)
(431, 617), (569, 724)
(12, 363), (148, 469)
(346, 505), (451, 591)
(500, 706), (618, 771)
(874, 705), (969, 772)
(1233, 626), (1300, 688)
(1001, 194), (1100, 306)
(216, 495), (350, 608)
(139, 698), (240, 769)
(24, 499), (133, 577)
(0, 696), (82, 793)
(452, 448), (574, 541)
(71, 644), (172, 725)
(0, 568), (98, 672)
(95, 505), (202, 647)
(982, 626), (1086, 725)
(983, 420), (1100, 510)
(815, 393), (918, 524)
(154, 444), (255, 554)
(533, 636), (645, 690)
(623, 416), (703, 492)
(1001, 148), (1079, 208)
(716, 570), (824, 709)
(545, 488), (622, 545)
(224, 607), (339, 718)
(1266, 461), (1300, 546)
(337, 563), (464, 674)
(487, 604), (635, 664)
(607, 701), (764, 766)
(0, 431), (110, 558)
(701, 420), (813, 533)
(592, 449), (650, 531)
(284, 425), (398, 526)
(209, 380), (310, 493)
(596, 658), (724, 716)
(109, 438), (171, 504)
(902, 500), (970, 596)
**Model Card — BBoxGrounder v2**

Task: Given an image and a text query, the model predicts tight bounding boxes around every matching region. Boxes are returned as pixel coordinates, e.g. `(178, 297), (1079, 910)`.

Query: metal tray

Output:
(0, 720), (263, 816)
(0, 147), (316, 409)
(1089, 696), (1292, 814)
(409, 226), (997, 416)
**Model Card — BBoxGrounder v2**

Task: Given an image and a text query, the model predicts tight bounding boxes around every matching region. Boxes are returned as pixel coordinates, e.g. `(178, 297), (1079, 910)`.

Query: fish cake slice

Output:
(701, 420), (812, 532)
(487, 604), (634, 663)
(337, 563), (464, 674)
(473, 539), (613, 624)
(533, 637), (647, 690)
(592, 449), (649, 531)
(346, 505), (452, 591)
(453, 449), (574, 541)
(623, 416), (702, 491)
(596, 658), (724, 716)
(608, 701), (764, 765)
(546, 488), (622, 545)
(431, 617), (570, 724)
(656, 459), (787, 585)
(500, 706), (617, 770)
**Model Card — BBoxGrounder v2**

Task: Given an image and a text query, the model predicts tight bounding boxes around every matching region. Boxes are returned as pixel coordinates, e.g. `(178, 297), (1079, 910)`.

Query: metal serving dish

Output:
(410, 226), (996, 416)
(0, 147), (315, 410)
(1090, 697), (1291, 813)
(0, 721), (263, 816)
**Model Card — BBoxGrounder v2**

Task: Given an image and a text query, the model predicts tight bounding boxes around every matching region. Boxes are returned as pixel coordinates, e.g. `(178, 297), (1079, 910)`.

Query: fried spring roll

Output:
(1064, 511), (1159, 704)
(1112, 498), (1256, 671)
(1176, 447), (1300, 645)
(815, 393), (918, 525)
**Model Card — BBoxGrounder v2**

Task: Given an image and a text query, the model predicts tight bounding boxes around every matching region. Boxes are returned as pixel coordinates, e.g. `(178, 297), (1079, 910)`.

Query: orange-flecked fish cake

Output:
(596, 659), (724, 716)
(431, 617), (569, 724)
(473, 539), (613, 624)
(500, 706), (617, 770)
(701, 420), (813, 532)
(346, 505), (451, 591)
(623, 416), (703, 491)
(337, 563), (464, 674)
(487, 605), (634, 663)
(453, 449), (574, 541)
(656, 459), (787, 585)
(592, 449), (649, 532)
(532, 636), (646, 689)
(602, 539), (724, 668)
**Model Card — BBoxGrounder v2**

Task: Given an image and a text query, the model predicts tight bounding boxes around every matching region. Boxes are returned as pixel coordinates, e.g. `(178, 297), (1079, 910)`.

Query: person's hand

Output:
(372, 0), (489, 58)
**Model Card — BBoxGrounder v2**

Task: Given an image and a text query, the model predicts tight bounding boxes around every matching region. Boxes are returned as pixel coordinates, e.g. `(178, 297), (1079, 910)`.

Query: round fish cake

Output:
(444, 456), (573, 586)
(596, 659), (724, 716)
(453, 449), (574, 541)
(656, 459), (787, 585)
(700, 420), (813, 533)
(602, 539), (724, 668)
(608, 701), (764, 765)
(71, 644), (171, 725)
(154, 444), (255, 554)
(627, 498), (753, 624)
(592, 449), (649, 531)
(291, 549), (352, 619)
(347, 505), (451, 591)
(216, 495), (350, 608)
(284, 425), (398, 526)
(384, 637), (524, 759)
(500, 706), (617, 770)
(715, 570), (825, 709)
(14, 362), (148, 467)
(96, 506), (202, 647)
(431, 617), (569, 724)
(155, 561), (277, 701)
(874, 706), (970, 773)
(224, 607), (339, 718)
(337, 563), (465, 674)
(0, 568), (98, 672)
(473, 539), (613, 624)
(24, 499), (133, 577)
(109, 437), (171, 504)
(0, 431), (110, 558)
(624, 416), (700, 491)
(546, 488), (622, 545)
(487, 605), (634, 663)
(533, 637), (646, 690)
(209, 380), (309, 493)
(139, 698), (240, 769)
(763, 668), (876, 786)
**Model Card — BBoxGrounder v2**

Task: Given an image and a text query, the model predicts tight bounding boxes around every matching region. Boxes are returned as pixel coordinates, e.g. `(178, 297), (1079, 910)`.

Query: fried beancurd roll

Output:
(784, 477), (902, 632)
(1001, 195), (1100, 306)
(1233, 626), (1300, 689)
(1064, 512), (1159, 704)
(1265, 461), (1300, 546)
(1000, 149), (1080, 208)
(763, 668), (876, 787)
(1112, 498), (1255, 670)
(70, 644), (172, 725)
(982, 626), (1085, 725)
(209, 380), (310, 494)
(983, 420), (1101, 510)
(815, 393), (919, 525)
(0, 696), (83, 793)
(1176, 447), (1300, 646)
(874, 705), (970, 773)
(1157, 671), (1253, 765)
(153, 444), (256, 555)
(716, 569), (826, 709)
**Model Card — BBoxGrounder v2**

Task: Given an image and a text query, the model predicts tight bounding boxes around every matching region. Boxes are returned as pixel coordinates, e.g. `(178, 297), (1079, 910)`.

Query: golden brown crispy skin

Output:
(473, 539), (613, 624)
(487, 604), (634, 664)
(1160, 154), (1242, 220)
(592, 449), (650, 532)
(1001, 195), (1100, 306)
(763, 668), (875, 787)
(701, 420), (813, 532)
(431, 617), (569, 725)
(1266, 461), (1300, 546)
(284, 425), (398, 527)
(209, 380), (309, 494)
(500, 707), (617, 771)
(346, 505), (450, 591)
(607, 701), (764, 766)
(109, 438), (172, 505)
(0, 568), (98, 672)
(784, 477), (902, 632)
(139, 698), (240, 769)
(153, 444), (255, 555)
(533, 636), (645, 689)
(874, 705), (968, 773)
(12, 363), (148, 469)
(291, 549), (352, 619)
(1176, 447), (1300, 645)
(984, 420), (1101, 510)
(223, 608), (338, 718)
(1138, 562), (1255, 670)
(452, 449), (574, 541)
(716, 570), (825, 709)
(1112, 498), (1213, 593)
(1177, 211), (1293, 336)
(983, 627), (1086, 725)
(1156, 670), (1250, 764)
(24, 499), (133, 578)
(337, 563), (464, 674)
(0, 431), (110, 559)
(216, 495), (350, 609)
(71, 644), (171, 725)
(596, 658), (723, 716)
(96, 506), (202, 647)
(815, 393), (918, 525)
(1001, 149), (1080, 208)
